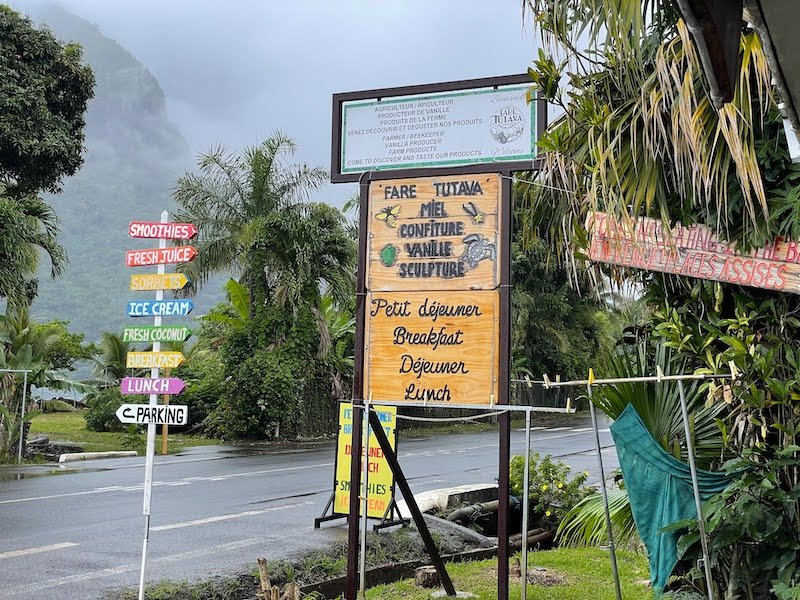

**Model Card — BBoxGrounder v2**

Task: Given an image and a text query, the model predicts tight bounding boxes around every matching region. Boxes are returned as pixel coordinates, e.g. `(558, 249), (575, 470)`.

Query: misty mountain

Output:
(21, 2), (219, 342)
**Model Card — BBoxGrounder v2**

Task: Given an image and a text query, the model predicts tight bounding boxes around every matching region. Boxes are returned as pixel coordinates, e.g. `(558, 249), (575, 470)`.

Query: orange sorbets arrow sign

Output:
(125, 246), (198, 267)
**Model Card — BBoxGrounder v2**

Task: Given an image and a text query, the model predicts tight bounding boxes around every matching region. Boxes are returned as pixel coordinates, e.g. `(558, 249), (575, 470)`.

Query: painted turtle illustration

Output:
(461, 234), (496, 269)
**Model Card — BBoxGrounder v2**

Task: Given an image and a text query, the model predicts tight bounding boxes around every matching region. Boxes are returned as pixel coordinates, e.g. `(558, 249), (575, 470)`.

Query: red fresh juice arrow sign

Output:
(129, 221), (198, 239)
(125, 246), (197, 267)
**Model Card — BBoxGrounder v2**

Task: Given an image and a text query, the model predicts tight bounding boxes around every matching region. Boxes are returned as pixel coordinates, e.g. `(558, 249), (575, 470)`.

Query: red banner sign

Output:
(125, 246), (198, 267)
(587, 211), (800, 294)
(128, 221), (198, 239)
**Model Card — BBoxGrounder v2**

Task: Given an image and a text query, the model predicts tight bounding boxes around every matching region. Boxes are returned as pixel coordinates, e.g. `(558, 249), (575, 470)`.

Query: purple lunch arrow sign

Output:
(120, 377), (186, 396)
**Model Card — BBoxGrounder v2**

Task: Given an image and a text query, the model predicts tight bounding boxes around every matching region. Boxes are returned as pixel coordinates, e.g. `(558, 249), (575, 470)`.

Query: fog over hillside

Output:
(10, 0), (537, 342)
(14, 0), (538, 207)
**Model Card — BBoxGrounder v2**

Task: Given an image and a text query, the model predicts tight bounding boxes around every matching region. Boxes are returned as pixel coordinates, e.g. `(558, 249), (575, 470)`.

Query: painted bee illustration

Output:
(375, 205), (400, 228)
(462, 202), (486, 225)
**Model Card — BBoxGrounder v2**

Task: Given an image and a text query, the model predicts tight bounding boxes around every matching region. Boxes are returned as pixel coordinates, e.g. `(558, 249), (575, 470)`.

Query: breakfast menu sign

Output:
(364, 174), (500, 406)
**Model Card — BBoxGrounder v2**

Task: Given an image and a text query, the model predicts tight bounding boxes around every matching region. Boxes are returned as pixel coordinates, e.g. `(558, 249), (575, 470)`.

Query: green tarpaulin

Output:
(609, 404), (731, 593)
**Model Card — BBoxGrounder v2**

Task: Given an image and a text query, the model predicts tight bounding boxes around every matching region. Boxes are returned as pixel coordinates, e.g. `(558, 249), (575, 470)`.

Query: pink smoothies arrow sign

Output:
(125, 246), (197, 267)
(120, 377), (186, 396)
(128, 221), (198, 239)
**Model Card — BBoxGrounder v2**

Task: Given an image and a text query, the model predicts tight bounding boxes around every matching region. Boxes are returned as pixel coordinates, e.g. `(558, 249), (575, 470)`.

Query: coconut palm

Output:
(0, 185), (66, 308)
(172, 132), (328, 314)
(91, 332), (132, 387)
(520, 1), (774, 262)
(251, 201), (356, 355)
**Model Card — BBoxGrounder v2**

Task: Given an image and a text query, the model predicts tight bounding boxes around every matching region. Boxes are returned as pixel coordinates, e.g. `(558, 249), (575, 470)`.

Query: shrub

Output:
(84, 388), (126, 432)
(510, 452), (591, 531)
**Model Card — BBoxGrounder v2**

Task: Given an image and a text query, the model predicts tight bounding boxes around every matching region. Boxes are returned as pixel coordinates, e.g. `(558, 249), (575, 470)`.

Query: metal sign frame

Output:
(337, 74), (547, 600)
(331, 74), (548, 183)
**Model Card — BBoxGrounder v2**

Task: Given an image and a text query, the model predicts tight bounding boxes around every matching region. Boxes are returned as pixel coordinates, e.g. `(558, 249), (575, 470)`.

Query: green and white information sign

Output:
(340, 85), (536, 174)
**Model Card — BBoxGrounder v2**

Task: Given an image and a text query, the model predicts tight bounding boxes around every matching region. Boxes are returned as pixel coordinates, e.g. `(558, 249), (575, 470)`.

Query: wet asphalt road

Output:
(0, 415), (616, 599)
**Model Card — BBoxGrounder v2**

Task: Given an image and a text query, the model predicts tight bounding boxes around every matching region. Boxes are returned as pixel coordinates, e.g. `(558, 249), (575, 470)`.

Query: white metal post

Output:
(677, 380), (715, 599)
(520, 407), (532, 600)
(588, 385), (622, 600)
(358, 401), (371, 599)
(138, 210), (168, 600)
(17, 371), (28, 463)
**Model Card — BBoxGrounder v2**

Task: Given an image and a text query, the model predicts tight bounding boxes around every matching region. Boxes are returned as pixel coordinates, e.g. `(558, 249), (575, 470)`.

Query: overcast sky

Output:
(16, 0), (540, 205)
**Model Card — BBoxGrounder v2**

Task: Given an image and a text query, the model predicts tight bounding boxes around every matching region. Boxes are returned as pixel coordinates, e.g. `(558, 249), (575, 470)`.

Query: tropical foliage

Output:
(521, 1), (800, 595)
(172, 132), (329, 311)
(173, 141), (357, 439)
(0, 186), (66, 308)
(521, 1), (774, 259)
(0, 308), (95, 459)
(510, 453), (590, 531)
(0, 5), (94, 196)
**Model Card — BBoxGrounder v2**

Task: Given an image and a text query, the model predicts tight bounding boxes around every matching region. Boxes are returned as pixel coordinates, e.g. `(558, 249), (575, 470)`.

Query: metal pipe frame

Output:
(677, 381), (716, 600)
(588, 386), (623, 600)
(543, 372), (734, 388)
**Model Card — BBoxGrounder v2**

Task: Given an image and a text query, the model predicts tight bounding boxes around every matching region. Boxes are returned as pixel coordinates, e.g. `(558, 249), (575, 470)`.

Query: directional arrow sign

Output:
(116, 403), (189, 425)
(120, 377), (186, 395)
(126, 352), (185, 369)
(122, 325), (192, 344)
(128, 222), (198, 240)
(127, 299), (194, 317)
(130, 273), (190, 291)
(125, 246), (197, 267)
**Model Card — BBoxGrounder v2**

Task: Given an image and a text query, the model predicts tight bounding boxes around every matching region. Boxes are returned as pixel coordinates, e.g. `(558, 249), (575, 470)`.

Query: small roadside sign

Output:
(122, 325), (192, 344)
(116, 403), (188, 426)
(130, 273), (190, 291)
(121, 377), (186, 395)
(125, 246), (197, 267)
(126, 351), (185, 369)
(127, 299), (194, 317)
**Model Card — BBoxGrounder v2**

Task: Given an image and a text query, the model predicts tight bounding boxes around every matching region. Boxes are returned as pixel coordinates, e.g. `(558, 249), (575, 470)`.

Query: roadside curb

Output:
(58, 451), (138, 463)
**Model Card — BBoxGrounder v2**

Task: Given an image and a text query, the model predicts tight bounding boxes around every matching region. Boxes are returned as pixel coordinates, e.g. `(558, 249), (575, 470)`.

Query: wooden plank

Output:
(364, 290), (499, 406)
(587, 211), (800, 294)
(367, 174), (501, 291)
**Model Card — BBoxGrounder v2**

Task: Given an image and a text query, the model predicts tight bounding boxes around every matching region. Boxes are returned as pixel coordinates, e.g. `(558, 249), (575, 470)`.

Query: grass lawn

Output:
(365, 548), (652, 600)
(29, 411), (220, 455)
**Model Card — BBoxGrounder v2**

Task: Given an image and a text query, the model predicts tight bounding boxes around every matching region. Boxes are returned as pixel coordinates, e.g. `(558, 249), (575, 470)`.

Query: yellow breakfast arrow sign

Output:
(126, 352), (185, 369)
(129, 273), (190, 291)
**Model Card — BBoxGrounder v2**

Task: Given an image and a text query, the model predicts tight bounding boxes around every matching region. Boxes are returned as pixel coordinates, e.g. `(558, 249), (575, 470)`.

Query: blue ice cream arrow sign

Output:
(127, 299), (194, 317)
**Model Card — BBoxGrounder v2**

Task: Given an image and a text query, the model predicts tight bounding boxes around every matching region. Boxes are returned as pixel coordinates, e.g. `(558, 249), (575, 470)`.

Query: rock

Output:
(414, 566), (439, 588)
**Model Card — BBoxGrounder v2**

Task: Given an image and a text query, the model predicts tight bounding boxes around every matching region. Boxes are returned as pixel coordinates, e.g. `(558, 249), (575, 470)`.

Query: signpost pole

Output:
(161, 368), (170, 456)
(17, 371), (28, 463)
(497, 171), (513, 600)
(358, 401), (371, 599)
(521, 407), (532, 600)
(345, 174), (371, 600)
(677, 380), (715, 600)
(137, 210), (168, 600)
(587, 384), (622, 600)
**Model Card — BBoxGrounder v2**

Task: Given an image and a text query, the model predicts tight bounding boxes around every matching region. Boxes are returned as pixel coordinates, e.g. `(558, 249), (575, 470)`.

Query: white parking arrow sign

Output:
(115, 403), (188, 426)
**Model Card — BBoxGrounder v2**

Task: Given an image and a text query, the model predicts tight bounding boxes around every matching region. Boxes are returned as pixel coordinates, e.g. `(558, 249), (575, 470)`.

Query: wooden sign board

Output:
(368, 174), (501, 291)
(364, 290), (499, 406)
(588, 211), (800, 294)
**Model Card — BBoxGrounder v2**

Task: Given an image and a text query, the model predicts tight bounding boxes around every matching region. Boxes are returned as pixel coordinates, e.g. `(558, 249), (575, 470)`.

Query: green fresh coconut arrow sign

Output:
(122, 325), (192, 344)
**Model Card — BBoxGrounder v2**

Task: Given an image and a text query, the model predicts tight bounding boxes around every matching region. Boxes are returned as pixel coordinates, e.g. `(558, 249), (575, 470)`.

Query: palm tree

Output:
(0, 307), (95, 459)
(0, 185), (66, 308)
(521, 1), (774, 259)
(91, 332), (132, 387)
(172, 132), (328, 314)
